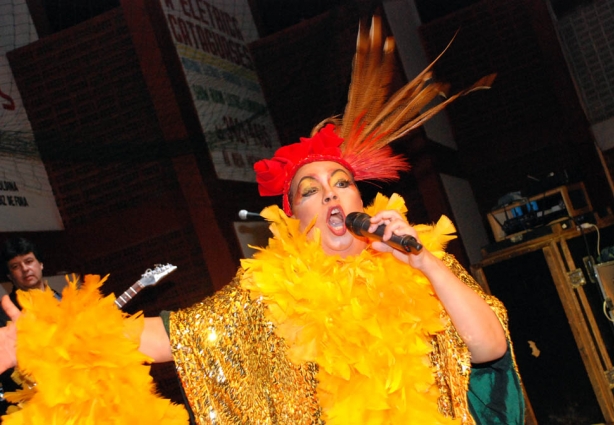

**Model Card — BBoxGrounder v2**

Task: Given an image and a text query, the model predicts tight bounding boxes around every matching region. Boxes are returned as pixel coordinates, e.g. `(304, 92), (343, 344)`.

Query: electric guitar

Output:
(114, 263), (177, 309)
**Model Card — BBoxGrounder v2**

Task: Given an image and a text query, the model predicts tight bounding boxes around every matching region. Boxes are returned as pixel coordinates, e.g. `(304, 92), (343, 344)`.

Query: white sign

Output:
(159, 0), (280, 182)
(0, 0), (64, 231)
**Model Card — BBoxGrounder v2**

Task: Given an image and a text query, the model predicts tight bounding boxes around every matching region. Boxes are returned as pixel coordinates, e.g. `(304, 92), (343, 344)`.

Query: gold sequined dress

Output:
(169, 194), (519, 425)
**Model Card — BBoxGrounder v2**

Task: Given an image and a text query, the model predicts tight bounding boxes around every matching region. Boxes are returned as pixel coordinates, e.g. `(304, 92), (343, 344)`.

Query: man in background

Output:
(0, 237), (59, 416)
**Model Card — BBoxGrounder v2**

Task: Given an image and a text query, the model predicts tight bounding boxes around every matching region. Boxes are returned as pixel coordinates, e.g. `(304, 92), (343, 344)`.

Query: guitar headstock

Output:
(139, 263), (177, 287)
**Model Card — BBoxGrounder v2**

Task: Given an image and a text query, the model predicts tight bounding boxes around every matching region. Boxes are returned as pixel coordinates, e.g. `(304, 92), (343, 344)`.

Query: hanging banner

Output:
(159, 0), (280, 182)
(0, 0), (64, 231)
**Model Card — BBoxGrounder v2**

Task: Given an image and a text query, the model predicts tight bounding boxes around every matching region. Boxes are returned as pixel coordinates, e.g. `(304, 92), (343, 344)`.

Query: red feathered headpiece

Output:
(254, 123), (406, 215)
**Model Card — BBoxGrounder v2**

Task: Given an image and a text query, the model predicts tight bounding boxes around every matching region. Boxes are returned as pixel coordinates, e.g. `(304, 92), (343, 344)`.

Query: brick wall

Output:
(7, 8), (215, 311)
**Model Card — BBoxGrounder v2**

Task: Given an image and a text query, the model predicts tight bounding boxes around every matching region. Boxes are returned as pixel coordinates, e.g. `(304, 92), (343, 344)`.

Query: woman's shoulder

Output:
(170, 268), (262, 324)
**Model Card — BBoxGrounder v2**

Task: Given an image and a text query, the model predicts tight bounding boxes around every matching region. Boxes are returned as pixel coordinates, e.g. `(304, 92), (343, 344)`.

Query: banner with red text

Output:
(160, 0), (280, 182)
(0, 0), (64, 231)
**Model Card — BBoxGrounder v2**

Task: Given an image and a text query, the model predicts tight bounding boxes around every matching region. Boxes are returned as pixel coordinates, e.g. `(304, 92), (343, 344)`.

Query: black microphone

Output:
(238, 210), (264, 220)
(345, 212), (423, 254)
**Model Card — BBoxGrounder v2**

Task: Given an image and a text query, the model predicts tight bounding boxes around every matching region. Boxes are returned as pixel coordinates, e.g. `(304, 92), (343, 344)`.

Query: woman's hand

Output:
(367, 210), (428, 268)
(367, 210), (508, 363)
(0, 295), (20, 372)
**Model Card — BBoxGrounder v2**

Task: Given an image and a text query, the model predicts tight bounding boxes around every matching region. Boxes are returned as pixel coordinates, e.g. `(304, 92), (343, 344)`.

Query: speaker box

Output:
(472, 221), (614, 424)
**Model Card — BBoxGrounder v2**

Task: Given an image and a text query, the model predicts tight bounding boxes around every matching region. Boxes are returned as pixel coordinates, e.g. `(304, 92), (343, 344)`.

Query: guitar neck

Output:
(114, 264), (176, 309)
(115, 280), (145, 309)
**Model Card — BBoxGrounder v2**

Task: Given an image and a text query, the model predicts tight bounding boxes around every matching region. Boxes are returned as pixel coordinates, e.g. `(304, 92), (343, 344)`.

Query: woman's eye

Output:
(335, 179), (350, 188)
(301, 187), (318, 197)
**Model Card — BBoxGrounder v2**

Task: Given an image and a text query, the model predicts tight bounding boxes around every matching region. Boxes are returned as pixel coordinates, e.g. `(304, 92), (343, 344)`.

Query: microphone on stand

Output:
(238, 209), (264, 220)
(345, 212), (423, 254)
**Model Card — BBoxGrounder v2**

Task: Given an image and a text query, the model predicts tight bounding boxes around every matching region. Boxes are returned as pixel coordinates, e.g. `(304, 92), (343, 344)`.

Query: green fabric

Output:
(468, 345), (525, 424)
(160, 310), (171, 336)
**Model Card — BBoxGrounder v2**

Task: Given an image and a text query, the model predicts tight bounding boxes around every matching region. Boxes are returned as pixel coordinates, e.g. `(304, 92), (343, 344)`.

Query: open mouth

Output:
(327, 206), (347, 236)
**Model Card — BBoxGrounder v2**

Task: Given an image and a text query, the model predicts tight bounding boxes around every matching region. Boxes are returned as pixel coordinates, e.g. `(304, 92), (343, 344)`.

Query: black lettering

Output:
(167, 15), (184, 44)
(211, 7), (227, 35)
(167, 15), (253, 70)
(179, 0), (196, 19)
(222, 149), (232, 166)
(194, 0), (211, 25)
(176, 18), (194, 48)
(231, 152), (245, 167)
(262, 127), (272, 148)
(0, 181), (18, 191)
(215, 124), (227, 142)
(223, 116), (245, 144)
(239, 45), (254, 70)
(230, 16), (244, 41)
(185, 20), (199, 49)
(14, 196), (28, 207)
(218, 116), (274, 148)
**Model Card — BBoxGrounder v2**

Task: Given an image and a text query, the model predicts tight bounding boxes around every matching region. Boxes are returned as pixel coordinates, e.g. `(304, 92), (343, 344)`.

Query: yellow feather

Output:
(242, 195), (458, 424)
(4, 274), (189, 424)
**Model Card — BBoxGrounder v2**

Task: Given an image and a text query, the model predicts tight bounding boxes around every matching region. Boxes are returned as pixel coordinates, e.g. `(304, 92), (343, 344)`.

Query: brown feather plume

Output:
(337, 18), (496, 178)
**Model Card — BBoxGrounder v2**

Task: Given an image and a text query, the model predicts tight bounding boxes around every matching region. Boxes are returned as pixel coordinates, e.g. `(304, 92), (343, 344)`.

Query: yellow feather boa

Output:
(3, 275), (188, 424)
(241, 193), (458, 424)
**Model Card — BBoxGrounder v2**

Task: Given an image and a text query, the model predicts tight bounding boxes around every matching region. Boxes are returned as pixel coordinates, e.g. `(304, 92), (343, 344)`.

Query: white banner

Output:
(159, 0), (280, 182)
(0, 0), (63, 231)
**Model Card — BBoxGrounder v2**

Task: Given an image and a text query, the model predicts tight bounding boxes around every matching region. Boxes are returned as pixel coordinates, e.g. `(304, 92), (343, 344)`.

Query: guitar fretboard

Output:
(114, 264), (176, 310)
(115, 281), (145, 309)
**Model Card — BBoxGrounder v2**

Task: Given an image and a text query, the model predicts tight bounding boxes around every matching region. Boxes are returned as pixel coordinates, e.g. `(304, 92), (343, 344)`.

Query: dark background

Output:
(3, 0), (614, 422)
